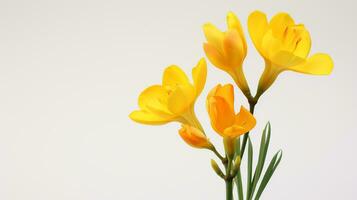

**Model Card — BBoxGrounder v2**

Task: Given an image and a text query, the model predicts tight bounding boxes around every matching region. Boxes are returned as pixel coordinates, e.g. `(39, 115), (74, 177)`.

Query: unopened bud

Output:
(231, 156), (241, 176)
(179, 124), (212, 149)
(234, 156), (241, 168)
(210, 159), (224, 179)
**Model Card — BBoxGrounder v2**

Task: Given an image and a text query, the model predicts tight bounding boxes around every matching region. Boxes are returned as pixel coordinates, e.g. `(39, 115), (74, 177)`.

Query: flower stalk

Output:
(225, 179), (233, 200)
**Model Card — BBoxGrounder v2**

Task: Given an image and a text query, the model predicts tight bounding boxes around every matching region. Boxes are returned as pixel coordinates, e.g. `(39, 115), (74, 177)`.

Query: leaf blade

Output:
(235, 170), (244, 200)
(249, 123), (270, 199)
(254, 150), (283, 200)
(246, 137), (253, 199)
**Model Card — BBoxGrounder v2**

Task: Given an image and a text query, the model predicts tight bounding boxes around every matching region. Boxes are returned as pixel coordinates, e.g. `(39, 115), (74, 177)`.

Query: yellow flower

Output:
(203, 12), (251, 98)
(248, 11), (334, 97)
(206, 84), (256, 138)
(179, 124), (212, 149)
(129, 58), (207, 128)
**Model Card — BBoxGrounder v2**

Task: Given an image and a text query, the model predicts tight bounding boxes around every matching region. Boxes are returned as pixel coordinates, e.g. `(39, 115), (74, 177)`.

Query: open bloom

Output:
(203, 12), (251, 98)
(206, 84), (256, 138)
(179, 124), (212, 149)
(248, 11), (333, 97)
(129, 58), (207, 128)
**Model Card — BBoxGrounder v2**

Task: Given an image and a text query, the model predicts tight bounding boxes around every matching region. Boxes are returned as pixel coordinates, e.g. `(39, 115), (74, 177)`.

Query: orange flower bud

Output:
(179, 124), (212, 149)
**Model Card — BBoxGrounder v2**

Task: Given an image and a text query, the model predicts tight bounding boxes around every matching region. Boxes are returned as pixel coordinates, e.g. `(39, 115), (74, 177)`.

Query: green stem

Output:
(226, 179), (233, 200)
(211, 146), (226, 162)
(225, 155), (234, 200)
(240, 100), (256, 159)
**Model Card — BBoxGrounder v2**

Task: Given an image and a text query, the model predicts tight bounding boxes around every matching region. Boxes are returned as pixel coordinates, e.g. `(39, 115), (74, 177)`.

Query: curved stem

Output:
(239, 100), (257, 160)
(211, 146), (225, 162)
(231, 69), (253, 101)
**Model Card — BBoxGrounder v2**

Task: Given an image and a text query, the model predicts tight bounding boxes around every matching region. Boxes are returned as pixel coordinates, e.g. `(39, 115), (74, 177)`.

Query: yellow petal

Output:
(223, 30), (245, 67)
(129, 110), (172, 125)
(203, 43), (229, 71)
(248, 11), (269, 55)
(288, 53), (333, 75)
(234, 106), (256, 132)
(138, 85), (172, 117)
(271, 51), (305, 68)
(162, 65), (191, 87)
(207, 96), (235, 136)
(293, 29), (311, 58)
(283, 25), (311, 58)
(269, 12), (295, 38)
(226, 11), (247, 54)
(179, 124), (211, 149)
(256, 63), (282, 96)
(192, 58), (207, 97)
(203, 23), (224, 51)
(167, 85), (196, 115)
(261, 30), (283, 59)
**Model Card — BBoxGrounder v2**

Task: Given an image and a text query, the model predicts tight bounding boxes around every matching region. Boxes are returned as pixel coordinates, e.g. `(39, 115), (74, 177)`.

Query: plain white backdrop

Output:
(0, 0), (356, 199)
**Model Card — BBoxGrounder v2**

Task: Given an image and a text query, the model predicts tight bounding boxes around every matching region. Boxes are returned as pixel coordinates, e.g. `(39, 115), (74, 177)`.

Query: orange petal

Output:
(234, 106), (256, 132)
(215, 84), (234, 111)
(207, 96), (235, 136)
(223, 125), (247, 138)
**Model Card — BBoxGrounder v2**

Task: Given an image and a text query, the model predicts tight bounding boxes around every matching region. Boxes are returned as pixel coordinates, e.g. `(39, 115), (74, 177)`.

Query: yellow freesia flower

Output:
(248, 11), (334, 97)
(179, 124), (212, 149)
(203, 12), (251, 98)
(206, 84), (256, 138)
(129, 58), (207, 129)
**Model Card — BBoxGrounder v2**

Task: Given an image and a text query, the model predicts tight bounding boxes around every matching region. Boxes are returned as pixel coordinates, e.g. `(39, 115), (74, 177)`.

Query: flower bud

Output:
(179, 124), (212, 149)
(211, 159), (225, 179)
(231, 156), (241, 176)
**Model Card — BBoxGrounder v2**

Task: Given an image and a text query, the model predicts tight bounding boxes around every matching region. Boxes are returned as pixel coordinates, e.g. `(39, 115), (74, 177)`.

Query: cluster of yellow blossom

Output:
(129, 10), (332, 149)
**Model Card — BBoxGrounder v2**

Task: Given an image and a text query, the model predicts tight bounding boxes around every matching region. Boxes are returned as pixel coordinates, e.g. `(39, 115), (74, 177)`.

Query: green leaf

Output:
(254, 150), (283, 200)
(246, 138), (253, 199)
(248, 122), (271, 200)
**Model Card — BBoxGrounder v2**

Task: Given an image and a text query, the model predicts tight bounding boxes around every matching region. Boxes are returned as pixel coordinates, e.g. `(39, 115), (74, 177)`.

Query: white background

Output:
(0, 0), (356, 199)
